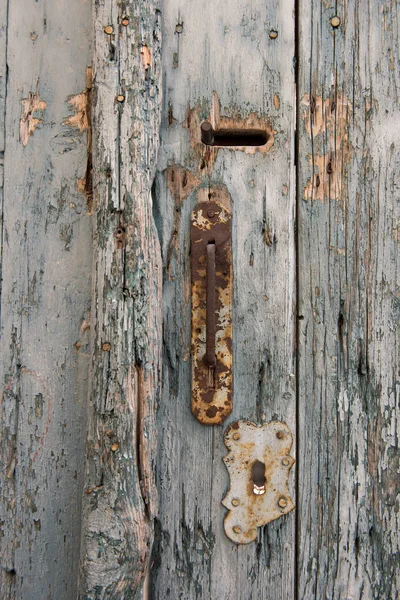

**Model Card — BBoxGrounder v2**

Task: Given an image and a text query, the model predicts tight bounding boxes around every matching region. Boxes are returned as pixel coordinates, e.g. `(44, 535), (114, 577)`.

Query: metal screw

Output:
(116, 95), (125, 103)
(111, 443), (119, 452)
(269, 29), (278, 39)
(278, 496), (287, 508)
(331, 16), (341, 28)
(282, 458), (290, 466)
(232, 498), (240, 507)
(121, 16), (129, 26)
(102, 342), (111, 351)
(232, 525), (241, 534)
(233, 432), (240, 440)
(276, 430), (285, 439)
(104, 25), (114, 35)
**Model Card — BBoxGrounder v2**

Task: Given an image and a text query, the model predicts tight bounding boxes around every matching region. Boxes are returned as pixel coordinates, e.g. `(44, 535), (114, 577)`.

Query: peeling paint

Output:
(301, 93), (351, 202)
(140, 44), (151, 71)
(19, 92), (47, 146)
(64, 67), (93, 212)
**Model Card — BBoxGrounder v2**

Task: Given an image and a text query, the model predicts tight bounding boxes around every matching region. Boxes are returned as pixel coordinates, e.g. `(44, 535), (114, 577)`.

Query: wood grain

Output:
(78, 2), (162, 598)
(0, 0), (92, 598)
(151, 1), (296, 598)
(297, 1), (400, 598)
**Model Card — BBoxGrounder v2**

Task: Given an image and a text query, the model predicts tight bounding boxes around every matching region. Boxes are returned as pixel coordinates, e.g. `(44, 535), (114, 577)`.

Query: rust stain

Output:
(191, 186), (233, 425)
(301, 93), (351, 202)
(19, 92), (47, 146)
(222, 420), (295, 543)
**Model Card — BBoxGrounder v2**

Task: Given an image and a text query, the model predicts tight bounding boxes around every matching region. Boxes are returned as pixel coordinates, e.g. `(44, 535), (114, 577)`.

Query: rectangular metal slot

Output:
(201, 121), (268, 147)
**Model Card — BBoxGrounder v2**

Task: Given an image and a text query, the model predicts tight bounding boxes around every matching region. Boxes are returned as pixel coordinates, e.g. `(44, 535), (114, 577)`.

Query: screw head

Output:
(232, 525), (242, 534)
(278, 496), (287, 508)
(331, 16), (341, 28)
(104, 25), (114, 35)
(282, 457), (290, 466)
(102, 342), (111, 351)
(121, 16), (129, 26)
(276, 430), (285, 439)
(111, 443), (119, 452)
(269, 29), (278, 39)
(116, 95), (125, 103)
(233, 432), (240, 440)
(232, 498), (240, 507)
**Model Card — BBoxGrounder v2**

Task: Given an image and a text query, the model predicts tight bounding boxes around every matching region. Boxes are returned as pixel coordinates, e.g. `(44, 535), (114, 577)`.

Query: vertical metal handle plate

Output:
(190, 193), (233, 425)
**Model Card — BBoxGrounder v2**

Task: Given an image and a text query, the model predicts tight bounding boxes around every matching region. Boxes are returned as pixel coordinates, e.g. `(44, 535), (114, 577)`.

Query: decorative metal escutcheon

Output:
(222, 420), (295, 544)
(191, 187), (233, 425)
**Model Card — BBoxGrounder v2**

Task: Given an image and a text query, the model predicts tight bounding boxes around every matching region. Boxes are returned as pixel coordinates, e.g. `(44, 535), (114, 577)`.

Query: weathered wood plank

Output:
(0, 0), (8, 310)
(0, 0), (6, 154)
(298, 1), (400, 598)
(0, 0), (92, 598)
(78, 2), (162, 598)
(151, 1), (296, 598)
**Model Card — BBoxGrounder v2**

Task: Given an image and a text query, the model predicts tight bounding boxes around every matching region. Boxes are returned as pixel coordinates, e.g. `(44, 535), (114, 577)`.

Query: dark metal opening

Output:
(201, 121), (268, 147)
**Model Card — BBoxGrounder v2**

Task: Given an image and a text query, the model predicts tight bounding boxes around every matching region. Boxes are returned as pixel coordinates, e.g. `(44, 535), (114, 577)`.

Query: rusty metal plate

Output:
(222, 420), (295, 543)
(191, 188), (232, 425)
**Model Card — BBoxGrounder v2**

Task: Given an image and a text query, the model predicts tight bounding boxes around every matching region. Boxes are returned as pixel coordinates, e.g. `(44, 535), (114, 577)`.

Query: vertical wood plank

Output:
(78, 2), (162, 598)
(0, 0), (92, 598)
(298, 1), (400, 597)
(152, 1), (296, 597)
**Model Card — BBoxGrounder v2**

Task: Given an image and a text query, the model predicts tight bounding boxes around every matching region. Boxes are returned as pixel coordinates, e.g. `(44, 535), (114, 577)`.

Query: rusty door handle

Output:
(205, 243), (216, 367)
(190, 193), (233, 425)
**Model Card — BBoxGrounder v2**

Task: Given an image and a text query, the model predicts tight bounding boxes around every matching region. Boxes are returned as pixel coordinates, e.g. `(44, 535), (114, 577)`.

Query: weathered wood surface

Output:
(0, 0), (92, 598)
(151, 1), (296, 598)
(297, 2), (400, 598)
(78, 1), (162, 598)
(0, 0), (399, 598)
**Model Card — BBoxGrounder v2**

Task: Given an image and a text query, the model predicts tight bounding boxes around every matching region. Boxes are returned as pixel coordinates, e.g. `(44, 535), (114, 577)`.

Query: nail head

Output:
(232, 525), (241, 534)
(232, 498), (240, 507)
(121, 17), (129, 26)
(233, 433), (240, 440)
(278, 496), (287, 508)
(104, 25), (114, 35)
(111, 443), (119, 452)
(117, 95), (125, 103)
(276, 430), (285, 439)
(269, 29), (278, 39)
(331, 16), (341, 28)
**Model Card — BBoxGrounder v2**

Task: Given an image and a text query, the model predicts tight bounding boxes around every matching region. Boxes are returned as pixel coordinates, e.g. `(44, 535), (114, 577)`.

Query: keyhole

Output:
(252, 460), (266, 495)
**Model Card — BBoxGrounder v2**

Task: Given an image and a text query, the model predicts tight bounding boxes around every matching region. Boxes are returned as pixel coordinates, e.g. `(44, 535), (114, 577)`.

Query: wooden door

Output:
(1, 1), (399, 599)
